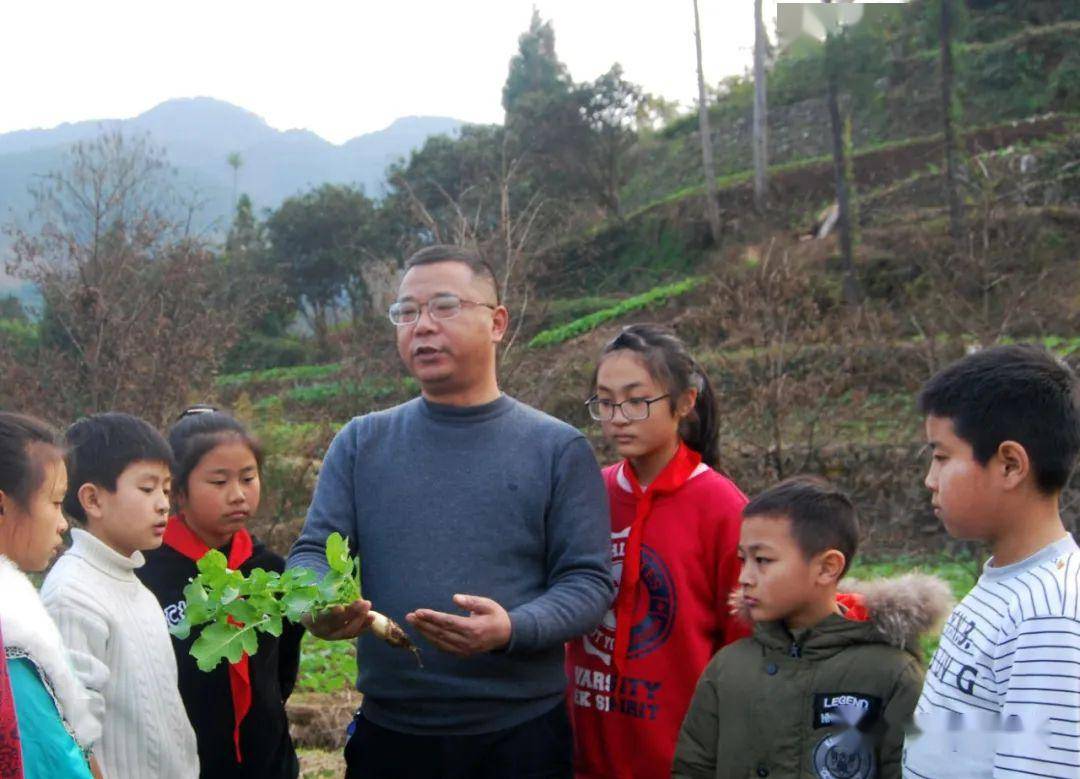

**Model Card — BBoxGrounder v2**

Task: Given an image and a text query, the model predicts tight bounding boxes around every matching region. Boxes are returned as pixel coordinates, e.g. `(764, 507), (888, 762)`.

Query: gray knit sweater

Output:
(288, 394), (614, 735)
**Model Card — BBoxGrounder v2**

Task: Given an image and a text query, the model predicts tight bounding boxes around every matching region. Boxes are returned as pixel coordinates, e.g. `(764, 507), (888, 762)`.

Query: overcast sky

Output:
(0, 0), (779, 144)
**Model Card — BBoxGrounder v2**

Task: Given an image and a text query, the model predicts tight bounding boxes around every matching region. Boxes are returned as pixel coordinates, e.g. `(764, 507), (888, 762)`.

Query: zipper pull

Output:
(788, 642), (802, 658)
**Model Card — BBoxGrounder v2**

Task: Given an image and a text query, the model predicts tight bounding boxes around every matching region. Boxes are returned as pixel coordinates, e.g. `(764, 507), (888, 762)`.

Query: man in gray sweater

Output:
(287, 244), (614, 778)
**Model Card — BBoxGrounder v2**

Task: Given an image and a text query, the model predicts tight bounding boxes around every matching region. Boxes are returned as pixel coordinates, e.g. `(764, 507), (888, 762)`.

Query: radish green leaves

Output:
(171, 532), (362, 671)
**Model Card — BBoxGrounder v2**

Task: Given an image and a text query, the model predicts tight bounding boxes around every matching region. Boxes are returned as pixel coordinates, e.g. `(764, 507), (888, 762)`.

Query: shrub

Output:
(0, 319), (40, 360)
(223, 334), (311, 373)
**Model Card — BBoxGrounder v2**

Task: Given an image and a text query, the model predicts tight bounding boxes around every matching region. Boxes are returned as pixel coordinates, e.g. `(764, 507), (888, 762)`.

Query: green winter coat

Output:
(673, 574), (952, 779)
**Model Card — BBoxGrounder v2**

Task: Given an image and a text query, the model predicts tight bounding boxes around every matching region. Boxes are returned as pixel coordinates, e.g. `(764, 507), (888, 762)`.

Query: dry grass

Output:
(288, 689), (362, 750)
(299, 748), (346, 778)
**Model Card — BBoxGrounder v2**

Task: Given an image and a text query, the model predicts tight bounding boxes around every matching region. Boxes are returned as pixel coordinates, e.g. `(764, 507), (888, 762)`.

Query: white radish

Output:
(370, 610), (423, 667)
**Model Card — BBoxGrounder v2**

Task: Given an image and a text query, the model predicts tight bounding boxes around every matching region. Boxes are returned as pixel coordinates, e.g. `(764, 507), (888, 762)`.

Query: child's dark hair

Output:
(743, 476), (859, 576)
(63, 413), (174, 523)
(0, 412), (63, 509)
(594, 324), (721, 468)
(918, 344), (1080, 494)
(168, 406), (262, 499)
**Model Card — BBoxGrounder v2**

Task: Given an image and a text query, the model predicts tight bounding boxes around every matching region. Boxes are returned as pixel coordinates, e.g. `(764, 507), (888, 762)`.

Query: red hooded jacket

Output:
(566, 455), (749, 779)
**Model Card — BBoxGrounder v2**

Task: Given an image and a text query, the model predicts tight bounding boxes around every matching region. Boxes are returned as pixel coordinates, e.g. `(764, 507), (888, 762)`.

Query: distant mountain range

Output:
(0, 96), (464, 234)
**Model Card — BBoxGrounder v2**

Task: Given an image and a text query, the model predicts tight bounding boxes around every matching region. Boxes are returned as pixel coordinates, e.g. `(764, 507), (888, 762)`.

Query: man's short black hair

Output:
(63, 412), (174, 523)
(743, 476), (859, 576)
(404, 244), (501, 305)
(918, 344), (1080, 494)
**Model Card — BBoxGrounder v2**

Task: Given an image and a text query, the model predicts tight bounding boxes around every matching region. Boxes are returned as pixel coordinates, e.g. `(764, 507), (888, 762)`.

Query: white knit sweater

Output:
(41, 529), (199, 779)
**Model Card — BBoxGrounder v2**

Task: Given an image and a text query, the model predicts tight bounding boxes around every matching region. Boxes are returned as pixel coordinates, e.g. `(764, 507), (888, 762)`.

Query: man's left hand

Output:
(406, 594), (512, 657)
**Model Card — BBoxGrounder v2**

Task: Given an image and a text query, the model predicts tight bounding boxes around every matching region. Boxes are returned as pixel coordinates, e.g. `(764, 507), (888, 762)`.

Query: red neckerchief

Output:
(0, 620), (24, 779)
(164, 515), (254, 763)
(837, 592), (870, 622)
(613, 443), (702, 674)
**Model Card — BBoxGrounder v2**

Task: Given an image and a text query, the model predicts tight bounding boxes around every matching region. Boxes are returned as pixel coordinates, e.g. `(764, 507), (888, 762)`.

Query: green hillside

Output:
(3, 0), (1078, 562)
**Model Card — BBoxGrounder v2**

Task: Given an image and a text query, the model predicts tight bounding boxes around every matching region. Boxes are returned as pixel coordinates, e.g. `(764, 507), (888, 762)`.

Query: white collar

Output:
(615, 460), (710, 493)
(0, 553), (102, 749)
(68, 527), (144, 580)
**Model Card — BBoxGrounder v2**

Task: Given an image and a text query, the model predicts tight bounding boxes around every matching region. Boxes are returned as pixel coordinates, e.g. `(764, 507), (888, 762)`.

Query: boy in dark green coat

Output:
(673, 477), (952, 779)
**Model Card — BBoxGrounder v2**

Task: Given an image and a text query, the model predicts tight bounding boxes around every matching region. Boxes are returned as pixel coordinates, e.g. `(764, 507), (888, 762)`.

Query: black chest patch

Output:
(812, 693), (883, 731)
(812, 731), (876, 779)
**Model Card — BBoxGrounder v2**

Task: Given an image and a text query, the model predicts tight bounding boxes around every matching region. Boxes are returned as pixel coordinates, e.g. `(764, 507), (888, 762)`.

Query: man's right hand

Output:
(303, 599), (373, 640)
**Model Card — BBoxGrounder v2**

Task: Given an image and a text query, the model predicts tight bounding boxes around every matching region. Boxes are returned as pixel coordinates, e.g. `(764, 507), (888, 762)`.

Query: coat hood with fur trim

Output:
(0, 554), (101, 750)
(839, 572), (955, 654)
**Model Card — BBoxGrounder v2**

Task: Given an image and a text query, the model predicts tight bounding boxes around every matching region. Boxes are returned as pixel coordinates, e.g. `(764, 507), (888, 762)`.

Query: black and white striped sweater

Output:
(904, 534), (1080, 779)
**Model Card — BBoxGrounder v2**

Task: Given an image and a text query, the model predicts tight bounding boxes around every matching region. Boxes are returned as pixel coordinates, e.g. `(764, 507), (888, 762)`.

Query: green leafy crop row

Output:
(253, 377), (418, 412)
(528, 277), (706, 348)
(296, 633), (358, 694)
(215, 362), (343, 390)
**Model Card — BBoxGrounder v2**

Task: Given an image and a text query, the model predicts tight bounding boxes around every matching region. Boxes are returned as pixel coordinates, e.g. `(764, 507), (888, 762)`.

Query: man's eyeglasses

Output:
(388, 294), (497, 326)
(585, 395), (671, 422)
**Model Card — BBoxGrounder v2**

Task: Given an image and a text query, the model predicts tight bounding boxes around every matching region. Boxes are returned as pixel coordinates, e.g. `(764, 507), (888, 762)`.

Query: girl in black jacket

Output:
(138, 406), (305, 779)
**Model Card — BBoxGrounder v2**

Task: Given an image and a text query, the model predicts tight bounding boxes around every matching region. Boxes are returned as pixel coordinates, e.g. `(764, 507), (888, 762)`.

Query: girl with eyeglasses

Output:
(137, 407), (304, 779)
(566, 324), (749, 779)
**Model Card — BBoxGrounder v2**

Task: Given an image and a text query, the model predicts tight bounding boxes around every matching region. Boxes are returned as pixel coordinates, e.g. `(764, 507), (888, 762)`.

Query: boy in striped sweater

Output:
(903, 344), (1080, 779)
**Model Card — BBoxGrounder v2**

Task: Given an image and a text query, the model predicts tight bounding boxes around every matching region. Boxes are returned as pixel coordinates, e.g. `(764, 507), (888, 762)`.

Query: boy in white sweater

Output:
(42, 413), (199, 779)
